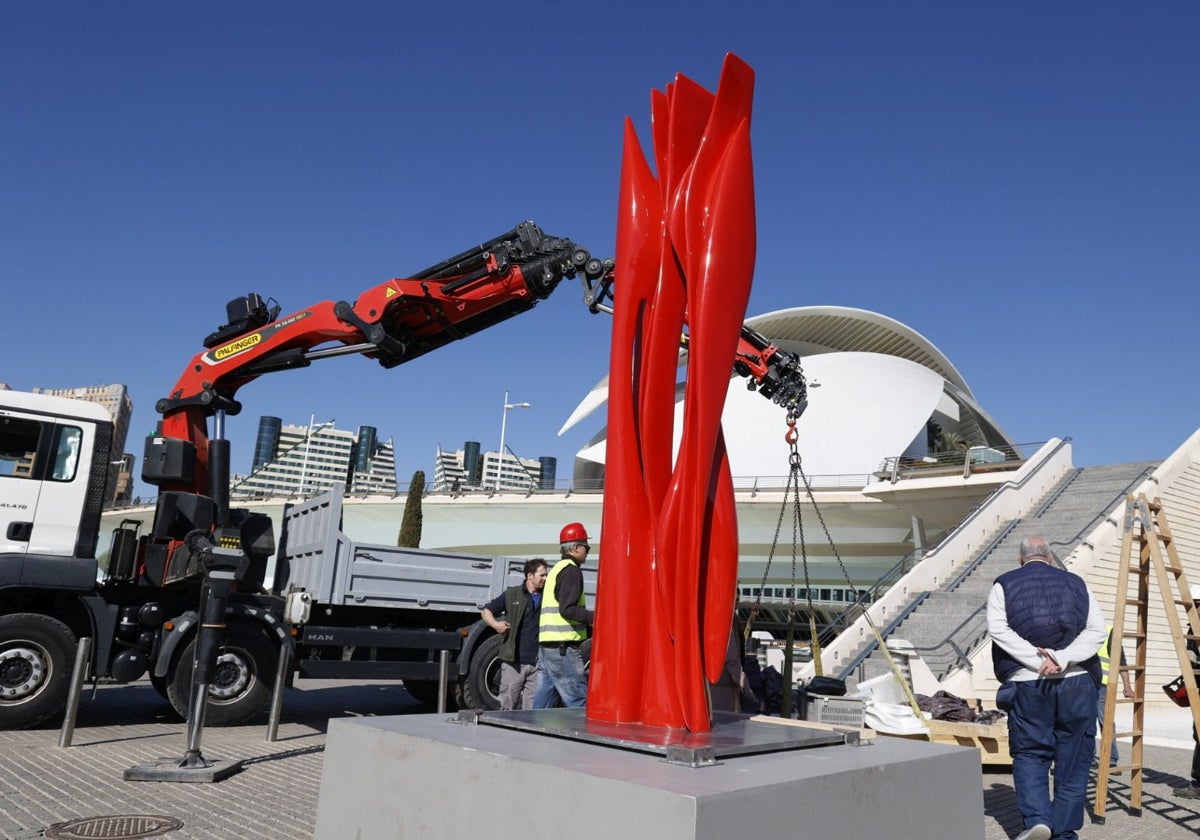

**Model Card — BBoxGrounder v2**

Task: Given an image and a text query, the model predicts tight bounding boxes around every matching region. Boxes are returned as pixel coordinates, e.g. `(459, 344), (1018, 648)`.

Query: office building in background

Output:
(432, 442), (553, 493)
(233, 417), (398, 499)
(28, 383), (134, 507)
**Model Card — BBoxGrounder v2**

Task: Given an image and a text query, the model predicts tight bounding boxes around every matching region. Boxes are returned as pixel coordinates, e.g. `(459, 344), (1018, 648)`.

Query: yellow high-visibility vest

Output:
(1099, 624), (1113, 685)
(539, 558), (587, 643)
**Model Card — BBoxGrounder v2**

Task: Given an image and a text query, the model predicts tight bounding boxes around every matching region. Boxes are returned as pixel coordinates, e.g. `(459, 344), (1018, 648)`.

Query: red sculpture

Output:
(588, 54), (757, 732)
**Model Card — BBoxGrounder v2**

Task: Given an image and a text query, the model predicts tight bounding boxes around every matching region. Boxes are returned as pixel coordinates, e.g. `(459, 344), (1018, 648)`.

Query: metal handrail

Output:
(1030, 467), (1084, 518)
(1044, 465), (1158, 556)
(944, 521), (1020, 593)
(427, 472), (874, 497)
(834, 592), (930, 680)
(874, 440), (1050, 484)
(814, 547), (923, 645)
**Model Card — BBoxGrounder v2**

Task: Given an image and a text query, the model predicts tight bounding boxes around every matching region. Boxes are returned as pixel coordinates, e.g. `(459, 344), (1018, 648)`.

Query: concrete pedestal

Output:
(314, 713), (984, 840)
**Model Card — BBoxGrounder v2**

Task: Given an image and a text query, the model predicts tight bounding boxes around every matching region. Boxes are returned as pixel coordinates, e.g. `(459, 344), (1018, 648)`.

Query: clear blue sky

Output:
(4, 2), (1197, 499)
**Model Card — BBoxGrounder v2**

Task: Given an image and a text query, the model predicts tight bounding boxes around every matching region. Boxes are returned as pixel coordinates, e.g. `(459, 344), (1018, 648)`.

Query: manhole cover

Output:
(45, 815), (183, 839)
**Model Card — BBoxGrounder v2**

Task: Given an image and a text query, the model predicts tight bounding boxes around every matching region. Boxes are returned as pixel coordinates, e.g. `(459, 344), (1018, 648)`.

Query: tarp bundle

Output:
(916, 690), (1006, 726)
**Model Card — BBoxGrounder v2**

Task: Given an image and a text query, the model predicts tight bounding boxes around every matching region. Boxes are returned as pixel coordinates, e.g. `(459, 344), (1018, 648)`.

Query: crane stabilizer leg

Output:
(124, 544), (248, 783)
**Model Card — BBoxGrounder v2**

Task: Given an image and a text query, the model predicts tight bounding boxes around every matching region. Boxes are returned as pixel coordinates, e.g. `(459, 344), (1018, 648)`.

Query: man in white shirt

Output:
(987, 536), (1106, 840)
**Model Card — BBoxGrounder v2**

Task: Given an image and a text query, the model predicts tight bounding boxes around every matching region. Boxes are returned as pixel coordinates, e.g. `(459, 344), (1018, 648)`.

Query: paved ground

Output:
(1, 679), (1198, 839)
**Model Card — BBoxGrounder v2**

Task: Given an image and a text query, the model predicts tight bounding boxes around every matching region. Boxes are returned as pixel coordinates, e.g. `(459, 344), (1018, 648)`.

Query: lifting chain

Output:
(744, 409), (822, 685)
(744, 408), (926, 722)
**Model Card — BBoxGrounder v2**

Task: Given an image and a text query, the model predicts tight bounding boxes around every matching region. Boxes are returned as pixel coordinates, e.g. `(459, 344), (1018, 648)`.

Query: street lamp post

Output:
(496, 390), (531, 492)
(298, 415), (335, 498)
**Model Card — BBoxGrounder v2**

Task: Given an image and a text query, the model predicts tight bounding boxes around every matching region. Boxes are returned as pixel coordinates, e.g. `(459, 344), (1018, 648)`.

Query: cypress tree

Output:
(398, 470), (426, 547)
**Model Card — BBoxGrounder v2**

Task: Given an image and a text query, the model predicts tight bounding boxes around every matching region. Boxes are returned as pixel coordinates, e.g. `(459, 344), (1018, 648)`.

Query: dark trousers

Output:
(1191, 719), (1199, 786)
(1007, 675), (1097, 840)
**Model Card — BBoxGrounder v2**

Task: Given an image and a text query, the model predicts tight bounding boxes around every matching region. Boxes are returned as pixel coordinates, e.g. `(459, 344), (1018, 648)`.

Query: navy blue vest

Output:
(991, 561), (1102, 685)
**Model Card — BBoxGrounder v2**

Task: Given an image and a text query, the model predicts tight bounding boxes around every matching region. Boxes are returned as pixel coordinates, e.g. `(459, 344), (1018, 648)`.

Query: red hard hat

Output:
(559, 522), (589, 546)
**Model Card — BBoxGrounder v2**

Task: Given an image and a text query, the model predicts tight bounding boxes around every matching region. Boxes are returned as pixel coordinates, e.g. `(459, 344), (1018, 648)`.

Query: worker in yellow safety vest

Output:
(532, 522), (594, 708)
(1096, 623), (1134, 768)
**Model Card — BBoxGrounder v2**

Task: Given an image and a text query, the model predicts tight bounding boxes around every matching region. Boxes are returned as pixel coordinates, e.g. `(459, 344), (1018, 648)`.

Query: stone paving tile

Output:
(1, 678), (1197, 839)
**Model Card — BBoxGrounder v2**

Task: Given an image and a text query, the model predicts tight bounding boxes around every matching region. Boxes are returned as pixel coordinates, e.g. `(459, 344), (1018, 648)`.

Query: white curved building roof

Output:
(563, 305), (1014, 481)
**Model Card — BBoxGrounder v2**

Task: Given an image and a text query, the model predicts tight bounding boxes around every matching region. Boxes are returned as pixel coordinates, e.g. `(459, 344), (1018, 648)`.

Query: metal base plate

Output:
(473, 708), (847, 766)
(123, 756), (244, 783)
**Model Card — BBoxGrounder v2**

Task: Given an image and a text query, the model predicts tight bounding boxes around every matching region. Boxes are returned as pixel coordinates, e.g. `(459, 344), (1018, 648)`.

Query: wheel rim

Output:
(484, 658), (502, 706)
(209, 647), (252, 701)
(0, 643), (49, 703)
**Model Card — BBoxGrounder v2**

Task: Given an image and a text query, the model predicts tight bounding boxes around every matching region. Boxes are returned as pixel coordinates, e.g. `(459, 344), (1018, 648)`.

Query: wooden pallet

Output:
(876, 719), (1011, 766)
(924, 719), (1011, 766)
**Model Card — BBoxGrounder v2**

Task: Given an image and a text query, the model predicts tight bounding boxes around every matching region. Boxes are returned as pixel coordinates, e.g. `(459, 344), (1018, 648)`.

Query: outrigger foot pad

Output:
(124, 753), (244, 783)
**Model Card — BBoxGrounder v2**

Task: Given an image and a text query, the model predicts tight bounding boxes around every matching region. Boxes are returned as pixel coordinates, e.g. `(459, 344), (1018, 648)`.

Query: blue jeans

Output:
(1008, 675), (1097, 840)
(532, 645), (587, 708)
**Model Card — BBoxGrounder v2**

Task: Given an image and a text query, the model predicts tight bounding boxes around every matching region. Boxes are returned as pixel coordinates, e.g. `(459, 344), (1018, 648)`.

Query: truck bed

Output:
(276, 486), (582, 611)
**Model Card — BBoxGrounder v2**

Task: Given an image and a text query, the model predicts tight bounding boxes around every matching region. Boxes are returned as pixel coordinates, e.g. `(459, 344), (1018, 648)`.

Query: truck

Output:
(0, 221), (806, 729)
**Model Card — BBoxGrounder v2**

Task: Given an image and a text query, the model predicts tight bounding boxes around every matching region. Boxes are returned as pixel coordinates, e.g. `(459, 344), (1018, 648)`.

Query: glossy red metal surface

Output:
(589, 54), (758, 732)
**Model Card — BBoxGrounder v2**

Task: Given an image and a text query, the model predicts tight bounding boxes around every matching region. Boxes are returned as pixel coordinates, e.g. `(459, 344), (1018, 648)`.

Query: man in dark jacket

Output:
(987, 536), (1105, 840)
(480, 558), (548, 710)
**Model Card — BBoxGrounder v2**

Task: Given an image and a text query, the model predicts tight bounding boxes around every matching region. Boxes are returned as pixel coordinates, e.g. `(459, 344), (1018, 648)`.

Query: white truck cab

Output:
(0, 390), (112, 573)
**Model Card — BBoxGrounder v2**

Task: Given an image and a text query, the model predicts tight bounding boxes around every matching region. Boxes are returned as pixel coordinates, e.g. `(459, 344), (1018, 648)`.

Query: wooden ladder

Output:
(1095, 494), (1200, 819)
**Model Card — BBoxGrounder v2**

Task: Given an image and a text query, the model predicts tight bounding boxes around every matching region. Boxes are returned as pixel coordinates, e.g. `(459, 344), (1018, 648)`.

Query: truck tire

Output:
(460, 633), (504, 710)
(166, 622), (277, 726)
(0, 613), (77, 729)
(459, 637), (593, 711)
(402, 679), (457, 710)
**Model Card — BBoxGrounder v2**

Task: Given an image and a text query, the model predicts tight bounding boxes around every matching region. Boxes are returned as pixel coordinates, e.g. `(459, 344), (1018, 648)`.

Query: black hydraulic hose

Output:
(411, 225), (524, 281)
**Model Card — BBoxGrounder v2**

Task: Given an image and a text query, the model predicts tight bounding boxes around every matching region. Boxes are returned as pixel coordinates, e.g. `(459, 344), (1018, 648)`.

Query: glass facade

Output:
(355, 425), (377, 473)
(252, 416), (282, 472)
(538, 456), (557, 489)
(463, 441), (481, 485)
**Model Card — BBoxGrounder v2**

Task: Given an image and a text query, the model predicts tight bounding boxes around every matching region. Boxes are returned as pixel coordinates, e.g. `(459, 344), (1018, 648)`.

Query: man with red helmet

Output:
(532, 522), (594, 708)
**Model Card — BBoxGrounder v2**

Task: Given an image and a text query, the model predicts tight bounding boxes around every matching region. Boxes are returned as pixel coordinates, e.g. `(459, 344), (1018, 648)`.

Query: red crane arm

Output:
(152, 222), (604, 493)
